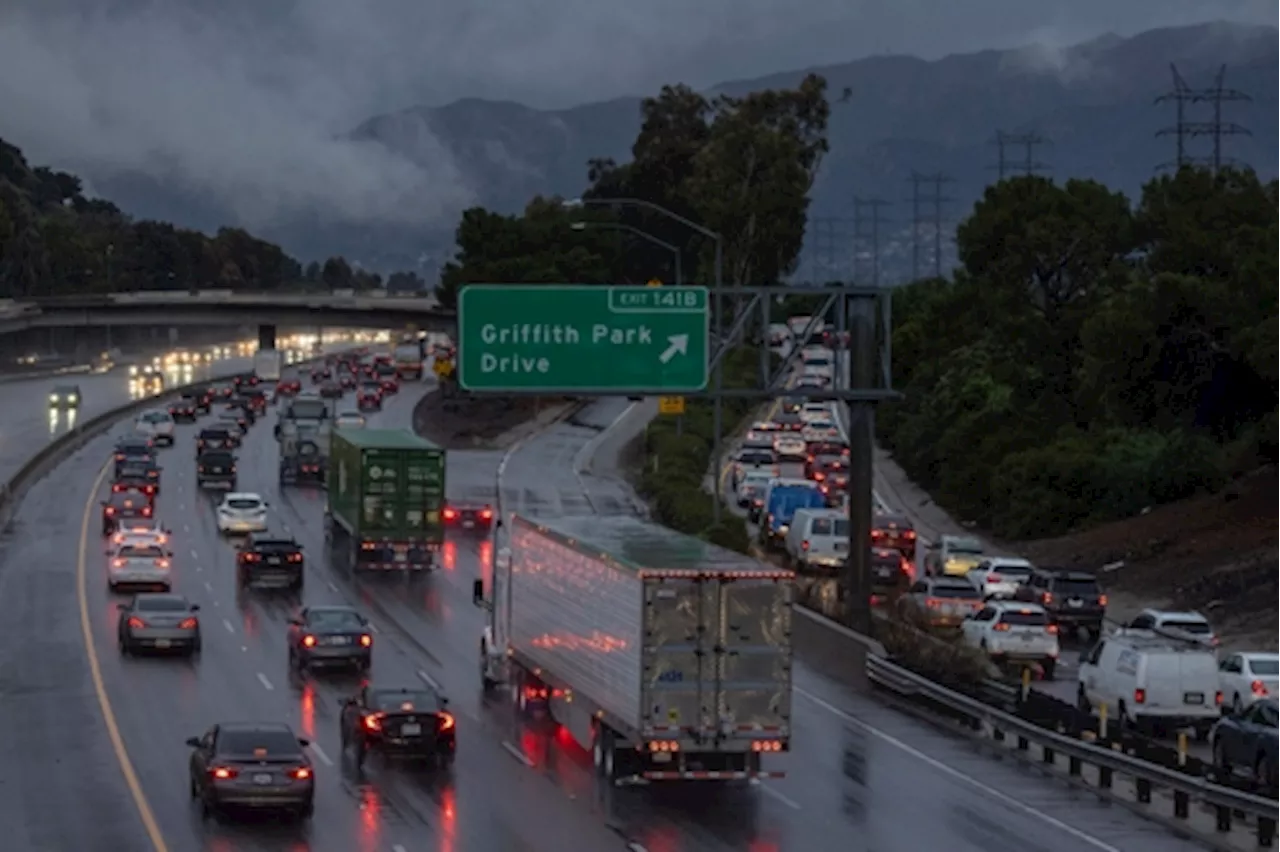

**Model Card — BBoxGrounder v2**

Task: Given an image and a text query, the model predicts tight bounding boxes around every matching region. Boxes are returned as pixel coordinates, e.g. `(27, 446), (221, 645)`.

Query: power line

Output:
(990, 131), (1052, 180)
(907, 172), (953, 281)
(1155, 64), (1251, 173)
(807, 217), (856, 283)
(851, 197), (890, 287)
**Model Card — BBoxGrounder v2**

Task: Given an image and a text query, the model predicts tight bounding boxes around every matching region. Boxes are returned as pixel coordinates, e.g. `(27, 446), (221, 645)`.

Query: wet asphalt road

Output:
(0, 369), (1214, 851)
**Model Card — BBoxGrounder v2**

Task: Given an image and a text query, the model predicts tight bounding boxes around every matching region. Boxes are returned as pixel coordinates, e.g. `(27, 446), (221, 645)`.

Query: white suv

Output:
(134, 408), (176, 446)
(961, 601), (1061, 679)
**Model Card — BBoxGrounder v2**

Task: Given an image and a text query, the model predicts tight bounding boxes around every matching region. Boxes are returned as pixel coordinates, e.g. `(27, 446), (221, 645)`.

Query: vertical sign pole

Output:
(844, 293), (877, 634)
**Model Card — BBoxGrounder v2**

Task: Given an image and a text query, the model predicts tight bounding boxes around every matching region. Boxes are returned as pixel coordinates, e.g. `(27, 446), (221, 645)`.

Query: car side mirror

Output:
(288, 618), (302, 626)
(297, 738), (310, 748)
(185, 736), (201, 748)
(472, 578), (485, 608)
(190, 604), (200, 612)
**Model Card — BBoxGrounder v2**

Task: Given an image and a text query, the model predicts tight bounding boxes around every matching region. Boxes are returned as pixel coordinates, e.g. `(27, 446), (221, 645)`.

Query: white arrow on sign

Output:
(658, 334), (689, 365)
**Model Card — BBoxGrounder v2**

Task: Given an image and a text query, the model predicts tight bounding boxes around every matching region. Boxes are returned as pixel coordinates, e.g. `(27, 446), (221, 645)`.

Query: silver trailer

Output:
(474, 514), (794, 785)
(275, 393), (331, 486)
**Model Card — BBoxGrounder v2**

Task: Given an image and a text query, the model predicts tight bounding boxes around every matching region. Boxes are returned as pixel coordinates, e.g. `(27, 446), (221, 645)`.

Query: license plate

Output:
(401, 723), (421, 736)
(1184, 692), (1204, 704)
(212, 468), (223, 473)
(268, 557), (281, 564)
(1020, 634), (1033, 641)
(253, 773), (273, 785)
(325, 636), (350, 645)
(1068, 599), (1083, 608)
(154, 639), (171, 649)
(463, 520), (475, 528)
(394, 551), (407, 562)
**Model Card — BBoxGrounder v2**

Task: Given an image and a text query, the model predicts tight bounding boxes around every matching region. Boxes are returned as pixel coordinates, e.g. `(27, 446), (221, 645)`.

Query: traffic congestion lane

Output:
(79, 380), (629, 852)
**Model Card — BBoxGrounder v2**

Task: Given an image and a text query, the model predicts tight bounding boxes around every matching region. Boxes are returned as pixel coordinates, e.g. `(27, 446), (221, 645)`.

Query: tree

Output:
(321, 256), (354, 291)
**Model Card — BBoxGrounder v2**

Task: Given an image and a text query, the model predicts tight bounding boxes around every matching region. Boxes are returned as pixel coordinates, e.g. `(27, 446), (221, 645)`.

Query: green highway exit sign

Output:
(457, 284), (709, 393)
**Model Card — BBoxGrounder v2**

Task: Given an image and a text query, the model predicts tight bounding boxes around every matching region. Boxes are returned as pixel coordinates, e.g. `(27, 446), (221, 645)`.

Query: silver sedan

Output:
(117, 593), (202, 655)
(107, 543), (173, 591)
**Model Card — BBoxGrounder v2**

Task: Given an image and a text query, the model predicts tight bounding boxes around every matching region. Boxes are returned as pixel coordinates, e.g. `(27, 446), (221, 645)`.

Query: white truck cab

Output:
(1077, 629), (1222, 737)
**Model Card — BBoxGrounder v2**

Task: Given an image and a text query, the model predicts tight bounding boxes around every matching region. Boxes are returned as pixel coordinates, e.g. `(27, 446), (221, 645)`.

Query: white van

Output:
(784, 508), (849, 572)
(1077, 629), (1222, 737)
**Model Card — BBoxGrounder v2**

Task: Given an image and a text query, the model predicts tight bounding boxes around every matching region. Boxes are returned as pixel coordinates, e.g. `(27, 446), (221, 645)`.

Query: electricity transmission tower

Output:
(990, 131), (1052, 180)
(1155, 64), (1252, 173)
(806, 217), (856, 282)
(907, 172), (952, 281)
(851, 197), (890, 287)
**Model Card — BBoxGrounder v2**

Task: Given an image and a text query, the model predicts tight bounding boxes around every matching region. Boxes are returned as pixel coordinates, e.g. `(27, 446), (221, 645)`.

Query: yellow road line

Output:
(77, 459), (170, 852)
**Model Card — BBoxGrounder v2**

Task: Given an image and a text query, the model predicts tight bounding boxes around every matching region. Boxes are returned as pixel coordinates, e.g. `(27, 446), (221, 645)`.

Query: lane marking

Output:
(327, 581), (339, 593)
(501, 740), (534, 767)
(756, 782), (801, 810)
(256, 672), (274, 691)
(182, 524), (190, 532)
(308, 743), (333, 766)
(203, 580), (213, 592)
(393, 846), (407, 852)
(794, 686), (1121, 851)
(189, 548), (198, 559)
(222, 619), (235, 633)
(416, 669), (442, 691)
(77, 459), (170, 852)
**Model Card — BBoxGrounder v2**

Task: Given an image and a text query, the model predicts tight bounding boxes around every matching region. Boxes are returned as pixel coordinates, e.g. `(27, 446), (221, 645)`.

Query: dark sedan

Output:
(287, 606), (373, 672)
(102, 490), (154, 535)
(118, 593), (201, 655)
(339, 685), (455, 768)
(1212, 697), (1278, 791)
(186, 722), (314, 820)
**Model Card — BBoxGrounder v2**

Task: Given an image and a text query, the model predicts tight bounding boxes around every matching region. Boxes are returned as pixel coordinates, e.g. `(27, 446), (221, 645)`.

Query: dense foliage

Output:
(437, 74), (833, 307)
(880, 168), (1278, 539)
(0, 138), (422, 296)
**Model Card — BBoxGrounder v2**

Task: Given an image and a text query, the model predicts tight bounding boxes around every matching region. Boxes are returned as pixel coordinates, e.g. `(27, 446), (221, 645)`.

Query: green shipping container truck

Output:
(325, 429), (446, 572)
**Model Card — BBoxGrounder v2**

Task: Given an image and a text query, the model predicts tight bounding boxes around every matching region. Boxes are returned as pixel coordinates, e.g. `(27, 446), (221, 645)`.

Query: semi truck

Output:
(275, 393), (331, 485)
(473, 514), (794, 785)
(326, 429), (445, 573)
(393, 341), (424, 380)
(254, 348), (283, 382)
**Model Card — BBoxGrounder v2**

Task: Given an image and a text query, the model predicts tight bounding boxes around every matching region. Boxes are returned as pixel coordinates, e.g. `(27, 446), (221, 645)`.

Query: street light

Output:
(564, 197), (728, 523)
(569, 221), (683, 286)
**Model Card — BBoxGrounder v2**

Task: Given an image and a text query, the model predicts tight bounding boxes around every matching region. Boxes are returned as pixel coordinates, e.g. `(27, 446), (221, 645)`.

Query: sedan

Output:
(1220, 652), (1280, 713)
(187, 723), (315, 820)
(108, 542), (172, 591)
(1211, 697), (1278, 791)
(216, 493), (269, 534)
(334, 410), (366, 429)
(118, 593), (201, 655)
(288, 606), (373, 672)
(339, 685), (456, 768)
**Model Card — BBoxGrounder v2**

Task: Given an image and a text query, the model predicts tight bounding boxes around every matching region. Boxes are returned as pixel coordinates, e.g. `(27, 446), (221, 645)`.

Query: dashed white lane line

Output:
(190, 548), (198, 559)
(256, 672), (274, 691)
(392, 845), (407, 852)
(501, 740), (534, 767)
(756, 782), (801, 810)
(308, 743), (333, 766)
(327, 581), (339, 593)
(795, 686), (1121, 851)
(203, 581), (213, 592)
(182, 524), (190, 533)
(222, 619), (235, 633)
(416, 669), (442, 690)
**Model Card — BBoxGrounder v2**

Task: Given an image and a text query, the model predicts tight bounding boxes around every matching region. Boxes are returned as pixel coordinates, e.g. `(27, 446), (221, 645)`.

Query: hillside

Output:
(346, 21), (1278, 278)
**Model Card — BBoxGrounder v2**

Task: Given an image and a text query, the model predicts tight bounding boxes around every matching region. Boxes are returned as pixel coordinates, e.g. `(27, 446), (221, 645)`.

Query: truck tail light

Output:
(442, 507), (458, 521)
(1134, 688), (1146, 705)
(800, 540), (809, 552)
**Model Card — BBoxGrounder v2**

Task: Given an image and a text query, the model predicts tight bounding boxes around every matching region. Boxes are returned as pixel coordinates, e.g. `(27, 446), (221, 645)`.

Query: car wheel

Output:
(1214, 739), (1230, 773)
(354, 742), (367, 769)
(1232, 693), (1243, 715)
(189, 774), (198, 799)
(190, 636), (202, 656)
(118, 633), (130, 656)
(1041, 659), (1056, 681)
(1075, 686), (1090, 714)
(297, 798), (314, 820)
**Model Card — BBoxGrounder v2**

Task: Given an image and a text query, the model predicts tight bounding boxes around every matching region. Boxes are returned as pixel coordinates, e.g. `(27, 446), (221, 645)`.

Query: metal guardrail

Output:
(867, 654), (1279, 847)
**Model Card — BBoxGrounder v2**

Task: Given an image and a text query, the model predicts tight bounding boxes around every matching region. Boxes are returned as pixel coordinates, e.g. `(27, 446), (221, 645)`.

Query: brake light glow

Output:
(442, 507), (458, 521)
(987, 573), (1003, 583)
(1042, 592), (1053, 604)
(127, 617), (146, 629)
(438, 712), (455, 731)
(480, 507), (494, 520)
(156, 559), (169, 569)
(1097, 594), (1108, 607)
(649, 739), (679, 752)
(178, 617), (198, 629)
(800, 540), (809, 552)
(291, 767), (311, 780)
(112, 558), (125, 567)
(302, 635), (317, 648)
(1134, 688), (1146, 705)
(1252, 679), (1269, 697)
(211, 766), (237, 779)
(903, 530), (916, 540)
(1045, 624), (1059, 634)
(287, 553), (303, 563)
(751, 740), (784, 752)
(363, 713), (384, 732)
(141, 506), (152, 517)
(359, 634), (372, 647)
(992, 623), (1010, 632)
(105, 507), (115, 516)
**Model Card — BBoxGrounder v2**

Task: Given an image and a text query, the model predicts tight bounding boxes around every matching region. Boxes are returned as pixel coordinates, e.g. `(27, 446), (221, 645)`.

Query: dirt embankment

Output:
(412, 387), (575, 450)
(1017, 465), (1278, 648)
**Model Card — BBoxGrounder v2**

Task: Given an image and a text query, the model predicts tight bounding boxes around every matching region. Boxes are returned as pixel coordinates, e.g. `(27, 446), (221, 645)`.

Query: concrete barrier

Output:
(791, 604), (887, 693)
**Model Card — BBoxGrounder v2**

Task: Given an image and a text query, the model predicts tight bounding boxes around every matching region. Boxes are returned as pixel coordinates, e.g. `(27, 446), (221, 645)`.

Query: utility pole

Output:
(990, 130), (1051, 180)
(851, 197), (890, 287)
(907, 172), (952, 282)
(1155, 64), (1252, 173)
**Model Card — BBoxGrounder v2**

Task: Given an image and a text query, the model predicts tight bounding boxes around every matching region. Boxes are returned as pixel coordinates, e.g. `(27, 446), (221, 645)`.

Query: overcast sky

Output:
(0, 0), (1273, 230)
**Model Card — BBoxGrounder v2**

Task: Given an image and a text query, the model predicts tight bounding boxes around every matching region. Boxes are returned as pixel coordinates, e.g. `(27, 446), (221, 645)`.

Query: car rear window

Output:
(201, 429), (231, 438)
(991, 564), (1033, 577)
(254, 539), (298, 551)
(1053, 578), (1100, 595)
(1249, 659), (1279, 676)
(738, 450), (774, 465)
(308, 610), (363, 629)
(810, 518), (850, 536)
(218, 729), (301, 757)
(121, 546), (164, 559)
(1162, 619), (1211, 635)
(137, 597), (189, 612)
(226, 498), (262, 510)
(999, 610), (1048, 626)
(200, 452), (234, 464)
(932, 583), (980, 599)
(370, 689), (436, 711)
(289, 399), (329, 419)
(141, 411), (172, 423)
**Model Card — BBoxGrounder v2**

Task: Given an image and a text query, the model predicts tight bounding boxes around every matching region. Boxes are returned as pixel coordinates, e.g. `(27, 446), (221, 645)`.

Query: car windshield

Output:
(120, 546), (164, 559)
(142, 412), (171, 423)
(136, 597), (189, 612)
(931, 583), (980, 599)
(1249, 659), (1279, 676)
(738, 451), (774, 465)
(370, 689), (437, 711)
(999, 610), (1048, 626)
(201, 430), (230, 439)
(1162, 619), (1211, 635)
(288, 399), (329, 419)
(307, 609), (363, 629)
(217, 729), (301, 757)
(948, 538), (983, 555)
(991, 564), (1033, 578)
(810, 518), (850, 536)
(226, 498), (262, 510)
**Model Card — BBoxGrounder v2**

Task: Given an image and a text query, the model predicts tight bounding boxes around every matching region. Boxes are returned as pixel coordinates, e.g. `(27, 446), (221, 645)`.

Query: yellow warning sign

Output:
(647, 278), (664, 288)
(433, 358), (455, 378)
(658, 396), (685, 415)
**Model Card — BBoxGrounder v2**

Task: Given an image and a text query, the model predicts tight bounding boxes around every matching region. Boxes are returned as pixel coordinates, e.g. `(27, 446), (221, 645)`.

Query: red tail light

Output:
(903, 531), (917, 540)
(1214, 690), (1224, 706)
(1042, 592), (1053, 604)
(925, 599), (941, 609)
(113, 558), (125, 568)
(287, 553), (303, 563)
(127, 616), (146, 629)
(155, 559), (169, 569)
(438, 712), (455, 731)
(987, 573), (1003, 583)
(800, 540), (810, 552)
(359, 634), (372, 647)
(241, 553), (260, 562)
(1045, 624), (1059, 634)
(1252, 679), (1269, 696)
(442, 508), (458, 521)
(141, 506), (152, 517)
(812, 472), (825, 481)
(291, 767), (311, 780)
(870, 530), (883, 539)
(211, 766), (237, 780)
(480, 507), (494, 520)
(992, 623), (1010, 632)
(1134, 688), (1146, 705)
(178, 617), (198, 629)
(105, 507), (116, 515)
(1098, 594), (1108, 607)
(302, 635), (317, 648)
(363, 713), (383, 732)
(870, 594), (885, 606)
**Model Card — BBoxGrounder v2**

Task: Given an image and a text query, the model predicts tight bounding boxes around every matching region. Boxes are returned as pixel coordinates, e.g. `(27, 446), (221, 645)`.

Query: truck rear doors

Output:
(643, 577), (792, 744)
